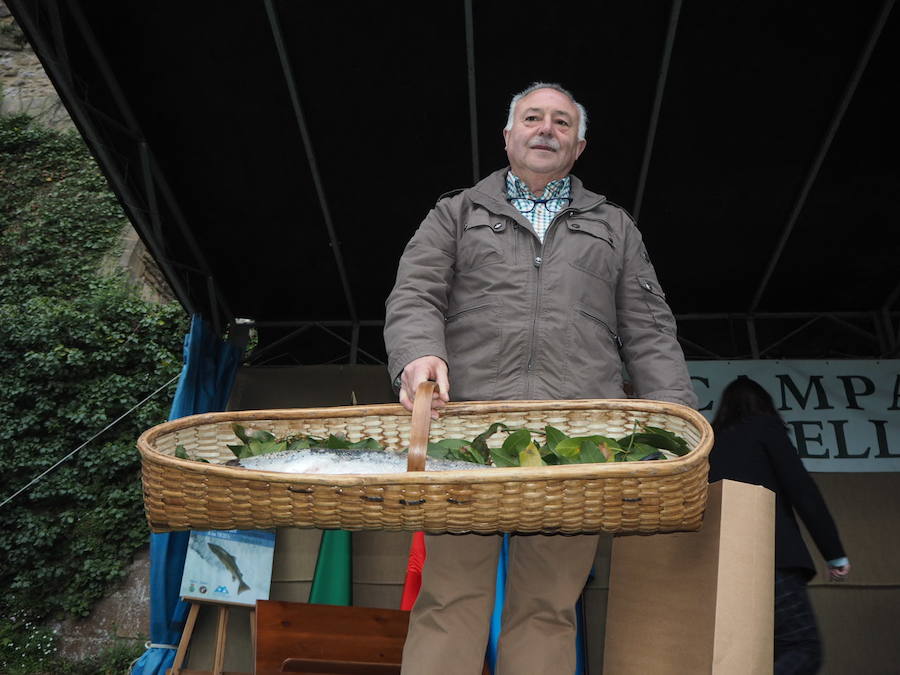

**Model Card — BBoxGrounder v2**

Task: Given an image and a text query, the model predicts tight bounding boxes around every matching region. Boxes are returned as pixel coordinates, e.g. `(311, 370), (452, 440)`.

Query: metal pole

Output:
(749, 0), (895, 312)
(316, 324), (386, 365)
(633, 0), (682, 221)
(249, 319), (385, 328)
(247, 325), (311, 365)
(139, 142), (163, 244)
(147, 155), (235, 322)
(758, 316), (820, 357)
(747, 317), (760, 359)
(823, 313), (880, 344)
(206, 276), (222, 338)
(350, 322), (360, 365)
(677, 335), (722, 359)
(464, 0), (480, 183)
(264, 0), (359, 324)
(66, 0), (233, 319)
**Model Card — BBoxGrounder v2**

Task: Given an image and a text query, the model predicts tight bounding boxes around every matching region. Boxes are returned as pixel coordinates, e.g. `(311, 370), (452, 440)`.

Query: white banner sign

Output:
(688, 360), (900, 472)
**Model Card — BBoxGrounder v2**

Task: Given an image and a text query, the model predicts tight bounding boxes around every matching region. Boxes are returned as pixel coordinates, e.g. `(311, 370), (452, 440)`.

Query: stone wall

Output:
(1, 0), (174, 306)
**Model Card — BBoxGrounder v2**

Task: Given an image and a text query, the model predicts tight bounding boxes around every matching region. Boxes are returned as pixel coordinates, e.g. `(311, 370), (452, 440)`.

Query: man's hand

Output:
(399, 356), (450, 419)
(828, 562), (851, 582)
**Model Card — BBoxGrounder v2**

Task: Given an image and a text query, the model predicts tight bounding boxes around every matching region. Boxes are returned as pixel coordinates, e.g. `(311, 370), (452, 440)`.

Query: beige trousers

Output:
(400, 532), (599, 675)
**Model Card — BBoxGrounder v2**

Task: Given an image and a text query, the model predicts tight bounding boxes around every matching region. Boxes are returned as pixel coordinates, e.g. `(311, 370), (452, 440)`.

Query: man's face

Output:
(503, 88), (586, 185)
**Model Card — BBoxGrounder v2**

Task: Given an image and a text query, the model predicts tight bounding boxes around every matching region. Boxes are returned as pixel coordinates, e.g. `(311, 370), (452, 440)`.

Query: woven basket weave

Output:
(138, 393), (712, 535)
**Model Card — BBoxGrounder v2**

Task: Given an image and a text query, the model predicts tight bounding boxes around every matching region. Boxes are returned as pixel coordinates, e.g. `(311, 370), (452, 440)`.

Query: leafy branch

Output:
(221, 421), (691, 468)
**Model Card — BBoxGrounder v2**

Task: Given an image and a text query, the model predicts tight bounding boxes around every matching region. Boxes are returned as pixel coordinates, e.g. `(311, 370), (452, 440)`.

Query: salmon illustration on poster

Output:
(180, 529), (276, 606)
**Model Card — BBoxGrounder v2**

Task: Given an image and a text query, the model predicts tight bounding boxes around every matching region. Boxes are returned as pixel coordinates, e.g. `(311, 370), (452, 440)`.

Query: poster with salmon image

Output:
(180, 529), (276, 606)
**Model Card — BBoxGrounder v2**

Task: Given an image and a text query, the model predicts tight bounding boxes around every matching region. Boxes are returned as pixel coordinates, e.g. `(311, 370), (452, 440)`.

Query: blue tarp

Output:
(130, 316), (243, 675)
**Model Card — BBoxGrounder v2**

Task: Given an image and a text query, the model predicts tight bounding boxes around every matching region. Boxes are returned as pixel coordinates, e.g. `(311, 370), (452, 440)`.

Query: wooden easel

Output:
(168, 601), (255, 675)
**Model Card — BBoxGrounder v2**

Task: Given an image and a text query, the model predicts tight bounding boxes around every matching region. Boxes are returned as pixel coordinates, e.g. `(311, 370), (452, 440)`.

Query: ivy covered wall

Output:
(0, 113), (188, 671)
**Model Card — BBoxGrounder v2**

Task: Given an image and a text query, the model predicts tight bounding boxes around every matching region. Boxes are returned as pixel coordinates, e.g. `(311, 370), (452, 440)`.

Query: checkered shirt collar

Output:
(505, 172), (571, 242)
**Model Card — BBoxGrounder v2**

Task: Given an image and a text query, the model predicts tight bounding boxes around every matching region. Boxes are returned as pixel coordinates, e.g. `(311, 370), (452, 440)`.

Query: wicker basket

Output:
(138, 387), (712, 535)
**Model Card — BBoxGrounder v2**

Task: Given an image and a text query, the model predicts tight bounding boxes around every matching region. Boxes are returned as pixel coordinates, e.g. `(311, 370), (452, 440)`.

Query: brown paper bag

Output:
(603, 479), (775, 674)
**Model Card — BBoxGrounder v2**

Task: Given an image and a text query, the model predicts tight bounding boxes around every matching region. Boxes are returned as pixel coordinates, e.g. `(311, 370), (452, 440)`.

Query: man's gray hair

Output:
(504, 82), (588, 141)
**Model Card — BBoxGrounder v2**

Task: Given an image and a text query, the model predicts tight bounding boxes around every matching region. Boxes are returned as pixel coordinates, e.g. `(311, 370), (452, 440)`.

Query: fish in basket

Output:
(137, 383), (713, 535)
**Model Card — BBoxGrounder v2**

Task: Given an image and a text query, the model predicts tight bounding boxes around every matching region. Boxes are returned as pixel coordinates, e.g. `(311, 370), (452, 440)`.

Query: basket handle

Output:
(408, 381), (437, 472)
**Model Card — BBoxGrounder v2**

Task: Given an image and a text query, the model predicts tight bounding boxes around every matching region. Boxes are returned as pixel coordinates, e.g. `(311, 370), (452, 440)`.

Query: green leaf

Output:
(622, 442), (664, 461)
(286, 437), (312, 451)
(249, 440), (286, 457)
(427, 438), (469, 460)
(470, 422), (508, 463)
(544, 425), (567, 453)
(324, 434), (350, 449)
(248, 428), (276, 443)
(231, 423), (250, 445)
(642, 425), (691, 456)
(174, 445), (188, 460)
(502, 429), (533, 455)
(551, 437), (583, 463)
(226, 444), (246, 458)
(518, 441), (545, 466)
(577, 439), (607, 464)
(490, 448), (519, 467)
(460, 446), (487, 464)
(349, 437), (382, 450)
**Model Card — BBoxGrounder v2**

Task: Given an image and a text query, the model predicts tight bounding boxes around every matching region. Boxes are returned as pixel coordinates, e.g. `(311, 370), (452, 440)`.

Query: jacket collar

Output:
(469, 167), (607, 216)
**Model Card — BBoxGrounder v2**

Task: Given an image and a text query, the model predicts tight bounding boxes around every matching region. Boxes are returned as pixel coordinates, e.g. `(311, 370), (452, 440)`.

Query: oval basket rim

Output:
(138, 397), (713, 486)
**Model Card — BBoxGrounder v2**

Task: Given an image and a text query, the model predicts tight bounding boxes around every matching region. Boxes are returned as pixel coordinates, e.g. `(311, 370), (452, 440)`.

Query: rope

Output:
(0, 373), (180, 510)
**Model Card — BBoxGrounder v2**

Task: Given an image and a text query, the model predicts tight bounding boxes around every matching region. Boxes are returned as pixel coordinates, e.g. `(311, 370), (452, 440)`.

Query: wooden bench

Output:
(255, 600), (408, 675)
(256, 600), (491, 675)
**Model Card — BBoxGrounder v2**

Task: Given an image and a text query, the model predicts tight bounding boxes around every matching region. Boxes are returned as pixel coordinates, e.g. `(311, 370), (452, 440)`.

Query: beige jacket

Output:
(384, 168), (697, 407)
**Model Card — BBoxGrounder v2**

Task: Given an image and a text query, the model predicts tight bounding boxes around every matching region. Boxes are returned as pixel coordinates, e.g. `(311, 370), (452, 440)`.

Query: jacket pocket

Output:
(458, 221), (506, 272)
(575, 304), (622, 350)
(445, 303), (500, 400)
(637, 276), (676, 335)
(566, 218), (616, 281)
(562, 303), (624, 398)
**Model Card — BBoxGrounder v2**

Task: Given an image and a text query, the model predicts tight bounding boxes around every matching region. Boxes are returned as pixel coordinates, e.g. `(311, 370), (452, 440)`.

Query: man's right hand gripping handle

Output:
(398, 355), (450, 419)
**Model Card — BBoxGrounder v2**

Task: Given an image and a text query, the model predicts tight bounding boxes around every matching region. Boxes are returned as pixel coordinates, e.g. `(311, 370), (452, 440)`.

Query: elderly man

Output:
(384, 82), (696, 674)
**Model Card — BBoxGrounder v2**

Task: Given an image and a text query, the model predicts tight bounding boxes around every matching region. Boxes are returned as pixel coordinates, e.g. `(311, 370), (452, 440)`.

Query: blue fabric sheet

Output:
(130, 316), (243, 675)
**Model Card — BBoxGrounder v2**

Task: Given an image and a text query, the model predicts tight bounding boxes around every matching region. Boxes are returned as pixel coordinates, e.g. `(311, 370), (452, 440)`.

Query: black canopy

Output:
(9, 0), (899, 364)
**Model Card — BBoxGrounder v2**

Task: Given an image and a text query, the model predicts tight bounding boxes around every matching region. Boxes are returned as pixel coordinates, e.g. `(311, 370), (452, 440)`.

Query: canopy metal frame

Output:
(7, 0), (899, 366)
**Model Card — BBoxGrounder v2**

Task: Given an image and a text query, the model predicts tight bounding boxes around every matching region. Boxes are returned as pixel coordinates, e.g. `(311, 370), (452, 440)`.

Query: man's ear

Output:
(575, 138), (586, 160)
(502, 128), (510, 149)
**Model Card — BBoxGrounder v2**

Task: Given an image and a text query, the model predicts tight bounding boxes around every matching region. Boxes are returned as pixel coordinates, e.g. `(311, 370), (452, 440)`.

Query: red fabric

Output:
(400, 531), (427, 611)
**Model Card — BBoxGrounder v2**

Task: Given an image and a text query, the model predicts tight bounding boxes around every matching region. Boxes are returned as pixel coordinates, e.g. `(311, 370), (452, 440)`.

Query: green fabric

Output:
(308, 530), (352, 605)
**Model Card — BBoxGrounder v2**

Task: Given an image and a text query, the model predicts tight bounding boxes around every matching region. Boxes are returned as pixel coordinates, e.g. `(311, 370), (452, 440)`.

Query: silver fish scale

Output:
(237, 447), (484, 474)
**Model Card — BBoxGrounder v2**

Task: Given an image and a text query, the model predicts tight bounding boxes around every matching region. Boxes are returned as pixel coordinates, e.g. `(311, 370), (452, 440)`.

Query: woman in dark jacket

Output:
(709, 376), (851, 675)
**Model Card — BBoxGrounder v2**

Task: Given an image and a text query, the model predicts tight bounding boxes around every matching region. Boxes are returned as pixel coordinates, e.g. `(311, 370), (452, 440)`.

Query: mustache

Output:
(528, 136), (559, 151)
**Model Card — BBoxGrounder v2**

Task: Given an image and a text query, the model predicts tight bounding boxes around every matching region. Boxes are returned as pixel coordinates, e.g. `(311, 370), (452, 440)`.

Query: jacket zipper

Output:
(578, 309), (623, 349)
(513, 223), (518, 263)
(445, 303), (492, 322)
(524, 208), (574, 394)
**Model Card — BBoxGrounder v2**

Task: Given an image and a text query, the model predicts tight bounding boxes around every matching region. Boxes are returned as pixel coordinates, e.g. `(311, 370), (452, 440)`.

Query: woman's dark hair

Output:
(711, 375), (782, 431)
